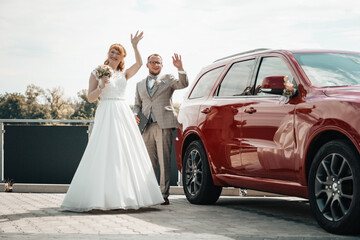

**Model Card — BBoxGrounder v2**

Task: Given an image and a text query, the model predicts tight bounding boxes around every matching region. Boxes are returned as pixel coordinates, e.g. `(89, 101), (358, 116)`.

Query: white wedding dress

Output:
(60, 69), (164, 212)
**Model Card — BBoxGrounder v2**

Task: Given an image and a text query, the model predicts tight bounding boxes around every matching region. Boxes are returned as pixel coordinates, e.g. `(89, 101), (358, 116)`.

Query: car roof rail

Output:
(214, 48), (271, 62)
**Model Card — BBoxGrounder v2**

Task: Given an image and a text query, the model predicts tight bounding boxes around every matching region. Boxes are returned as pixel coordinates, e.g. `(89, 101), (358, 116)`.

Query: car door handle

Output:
(201, 108), (210, 114)
(244, 107), (257, 114)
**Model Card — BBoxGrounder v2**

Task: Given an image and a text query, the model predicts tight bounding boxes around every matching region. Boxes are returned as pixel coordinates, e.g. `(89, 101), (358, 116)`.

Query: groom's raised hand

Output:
(172, 53), (184, 71)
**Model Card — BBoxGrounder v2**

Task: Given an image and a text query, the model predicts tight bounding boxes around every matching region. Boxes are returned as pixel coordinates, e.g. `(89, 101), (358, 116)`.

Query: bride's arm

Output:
(125, 31), (143, 80)
(88, 73), (107, 103)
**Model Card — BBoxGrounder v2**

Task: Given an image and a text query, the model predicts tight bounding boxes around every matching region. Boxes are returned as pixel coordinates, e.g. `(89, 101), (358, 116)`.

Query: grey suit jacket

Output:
(134, 72), (189, 129)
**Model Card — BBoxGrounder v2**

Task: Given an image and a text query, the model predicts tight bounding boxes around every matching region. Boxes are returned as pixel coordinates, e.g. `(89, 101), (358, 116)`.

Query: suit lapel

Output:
(141, 78), (151, 98)
(151, 76), (164, 97)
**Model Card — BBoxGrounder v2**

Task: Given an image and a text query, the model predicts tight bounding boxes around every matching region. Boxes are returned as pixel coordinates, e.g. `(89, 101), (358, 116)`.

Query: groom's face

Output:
(147, 56), (163, 76)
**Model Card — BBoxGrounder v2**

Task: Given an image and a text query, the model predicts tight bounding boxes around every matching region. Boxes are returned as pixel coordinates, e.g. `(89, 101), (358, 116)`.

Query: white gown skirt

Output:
(60, 99), (164, 212)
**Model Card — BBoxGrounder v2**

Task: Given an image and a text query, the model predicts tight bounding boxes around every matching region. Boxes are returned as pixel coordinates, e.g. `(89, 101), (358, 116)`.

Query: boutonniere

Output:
(156, 79), (165, 86)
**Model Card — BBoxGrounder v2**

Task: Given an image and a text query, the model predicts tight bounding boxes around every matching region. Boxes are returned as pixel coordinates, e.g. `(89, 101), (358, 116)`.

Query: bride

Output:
(60, 31), (164, 212)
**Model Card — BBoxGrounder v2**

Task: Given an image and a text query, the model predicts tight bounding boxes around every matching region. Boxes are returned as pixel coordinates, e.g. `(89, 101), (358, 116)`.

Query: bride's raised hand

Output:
(131, 31), (144, 48)
(126, 31), (143, 80)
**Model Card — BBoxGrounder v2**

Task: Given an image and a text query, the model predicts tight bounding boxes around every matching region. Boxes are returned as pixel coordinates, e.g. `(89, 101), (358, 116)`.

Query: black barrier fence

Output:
(0, 120), (179, 186)
(4, 125), (89, 184)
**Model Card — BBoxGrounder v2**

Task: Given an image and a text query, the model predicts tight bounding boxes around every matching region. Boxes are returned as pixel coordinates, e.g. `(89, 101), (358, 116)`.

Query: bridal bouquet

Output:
(95, 65), (112, 79)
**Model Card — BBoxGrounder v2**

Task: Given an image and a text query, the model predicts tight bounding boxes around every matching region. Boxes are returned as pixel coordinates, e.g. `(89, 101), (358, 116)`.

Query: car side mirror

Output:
(260, 76), (286, 95)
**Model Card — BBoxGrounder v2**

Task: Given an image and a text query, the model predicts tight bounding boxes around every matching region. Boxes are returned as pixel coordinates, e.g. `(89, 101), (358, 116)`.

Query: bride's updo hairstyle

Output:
(104, 43), (127, 71)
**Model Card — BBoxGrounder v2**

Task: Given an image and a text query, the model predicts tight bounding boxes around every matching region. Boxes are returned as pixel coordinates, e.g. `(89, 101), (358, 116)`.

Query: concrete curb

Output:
(0, 183), (283, 197)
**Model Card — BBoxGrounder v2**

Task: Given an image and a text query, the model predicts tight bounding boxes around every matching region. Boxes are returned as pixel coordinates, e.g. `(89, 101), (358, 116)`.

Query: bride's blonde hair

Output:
(104, 44), (127, 71)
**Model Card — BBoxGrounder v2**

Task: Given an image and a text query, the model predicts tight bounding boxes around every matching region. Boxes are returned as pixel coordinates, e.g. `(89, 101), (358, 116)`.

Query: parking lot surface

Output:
(0, 192), (359, 240)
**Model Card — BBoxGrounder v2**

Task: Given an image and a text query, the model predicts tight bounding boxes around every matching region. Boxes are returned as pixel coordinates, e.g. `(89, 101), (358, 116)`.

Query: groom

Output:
(134, 53), (188, 205)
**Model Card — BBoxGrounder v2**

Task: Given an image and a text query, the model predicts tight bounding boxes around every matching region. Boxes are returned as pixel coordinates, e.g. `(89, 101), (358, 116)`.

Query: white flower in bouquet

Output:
(95, 65), (113, 80)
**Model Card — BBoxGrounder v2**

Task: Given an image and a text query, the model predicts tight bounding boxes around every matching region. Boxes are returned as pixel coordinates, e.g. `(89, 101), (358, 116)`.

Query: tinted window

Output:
(189, 67), (224, 99)
(255, 57), (294, 95)
(217, 59), (255, 97)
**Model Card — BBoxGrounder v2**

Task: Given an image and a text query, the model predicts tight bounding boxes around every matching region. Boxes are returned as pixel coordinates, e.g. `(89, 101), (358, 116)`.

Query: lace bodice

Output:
(92, 69), (127, 99)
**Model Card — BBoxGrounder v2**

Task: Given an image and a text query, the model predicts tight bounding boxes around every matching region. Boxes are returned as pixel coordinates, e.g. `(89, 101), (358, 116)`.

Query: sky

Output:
(1, 0), (360, 104)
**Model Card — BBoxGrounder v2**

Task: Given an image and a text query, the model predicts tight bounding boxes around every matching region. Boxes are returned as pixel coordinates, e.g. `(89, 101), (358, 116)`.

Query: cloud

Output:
(1, 0), (360, 104)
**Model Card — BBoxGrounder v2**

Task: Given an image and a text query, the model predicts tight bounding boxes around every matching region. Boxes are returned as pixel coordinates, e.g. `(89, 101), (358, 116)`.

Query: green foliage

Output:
(0, 92), (27, 119)
(24, 84), (50, 119)
(71, 89), (99, 119)
(44, 87), (74, 119)
(0, 85), (98, 120)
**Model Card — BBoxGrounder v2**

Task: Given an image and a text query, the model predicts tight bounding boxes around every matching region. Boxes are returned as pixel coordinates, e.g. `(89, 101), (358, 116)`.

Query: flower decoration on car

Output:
(283, 76), (294, 97)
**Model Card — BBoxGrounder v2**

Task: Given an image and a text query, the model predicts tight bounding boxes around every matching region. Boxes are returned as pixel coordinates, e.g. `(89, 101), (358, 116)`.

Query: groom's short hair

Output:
(147, 54), (162, 62)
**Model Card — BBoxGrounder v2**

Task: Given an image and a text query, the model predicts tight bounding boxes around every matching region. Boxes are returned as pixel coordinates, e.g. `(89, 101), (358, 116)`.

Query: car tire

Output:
(182, 140), (222, 204)
(308, 139), (360, 235)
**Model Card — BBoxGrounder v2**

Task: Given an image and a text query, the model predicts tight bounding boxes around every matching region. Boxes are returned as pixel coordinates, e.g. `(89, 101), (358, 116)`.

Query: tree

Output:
(0, 86), (99, 120)
(44, 87), (74, 119)
(0, 92), (27, 119)
(71, 89), (99, 119)
(24, 84), (50, 119)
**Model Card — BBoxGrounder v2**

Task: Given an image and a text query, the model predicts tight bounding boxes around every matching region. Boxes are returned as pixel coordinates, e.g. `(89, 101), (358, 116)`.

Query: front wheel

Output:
(308, 139), (360, 235)
(182, 140), (222, 204)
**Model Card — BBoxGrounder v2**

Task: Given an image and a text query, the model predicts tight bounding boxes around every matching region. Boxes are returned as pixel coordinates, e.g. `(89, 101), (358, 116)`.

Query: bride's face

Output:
(108, 49), (122, 65)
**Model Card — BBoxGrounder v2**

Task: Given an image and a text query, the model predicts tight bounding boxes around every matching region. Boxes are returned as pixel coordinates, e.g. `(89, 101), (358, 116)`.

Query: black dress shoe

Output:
(161, 198), (169, 205)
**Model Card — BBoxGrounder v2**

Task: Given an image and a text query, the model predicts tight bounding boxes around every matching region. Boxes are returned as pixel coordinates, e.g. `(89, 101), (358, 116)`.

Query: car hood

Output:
(323, 86), (360, 100)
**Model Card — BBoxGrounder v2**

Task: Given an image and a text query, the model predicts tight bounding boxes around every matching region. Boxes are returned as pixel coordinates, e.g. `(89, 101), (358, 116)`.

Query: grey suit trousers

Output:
(142, 122), (173, 198)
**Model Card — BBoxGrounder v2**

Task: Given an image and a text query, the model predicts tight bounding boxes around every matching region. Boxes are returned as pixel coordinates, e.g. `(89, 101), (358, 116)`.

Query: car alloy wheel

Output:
(185, 148), (203, 196)
(182, 140), (222, 204)
(309, 139), (360, 234)
(314, 153), (353, 221)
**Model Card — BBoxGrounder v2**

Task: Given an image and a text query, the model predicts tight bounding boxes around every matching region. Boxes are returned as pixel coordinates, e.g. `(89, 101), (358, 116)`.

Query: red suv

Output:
(175, 49), (360, 235)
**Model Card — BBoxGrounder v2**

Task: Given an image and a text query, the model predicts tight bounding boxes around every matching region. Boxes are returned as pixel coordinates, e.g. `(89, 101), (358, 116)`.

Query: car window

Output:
(255, 57), (294, 96)
(189, 66), (225, 99)
(217, 59), (256, 97)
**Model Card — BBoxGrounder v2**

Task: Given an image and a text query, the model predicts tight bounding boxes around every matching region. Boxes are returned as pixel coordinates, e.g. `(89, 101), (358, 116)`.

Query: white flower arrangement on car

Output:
(283, 76), (295, 97)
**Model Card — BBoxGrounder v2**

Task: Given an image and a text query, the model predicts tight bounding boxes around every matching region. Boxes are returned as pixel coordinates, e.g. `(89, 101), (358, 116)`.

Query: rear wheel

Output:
(182, 140), (222, 204)
(308, 139), (360, 234)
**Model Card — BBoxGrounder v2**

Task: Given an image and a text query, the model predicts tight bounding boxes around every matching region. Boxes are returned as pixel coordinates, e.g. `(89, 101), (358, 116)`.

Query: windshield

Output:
(293, 53), (360, 87)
